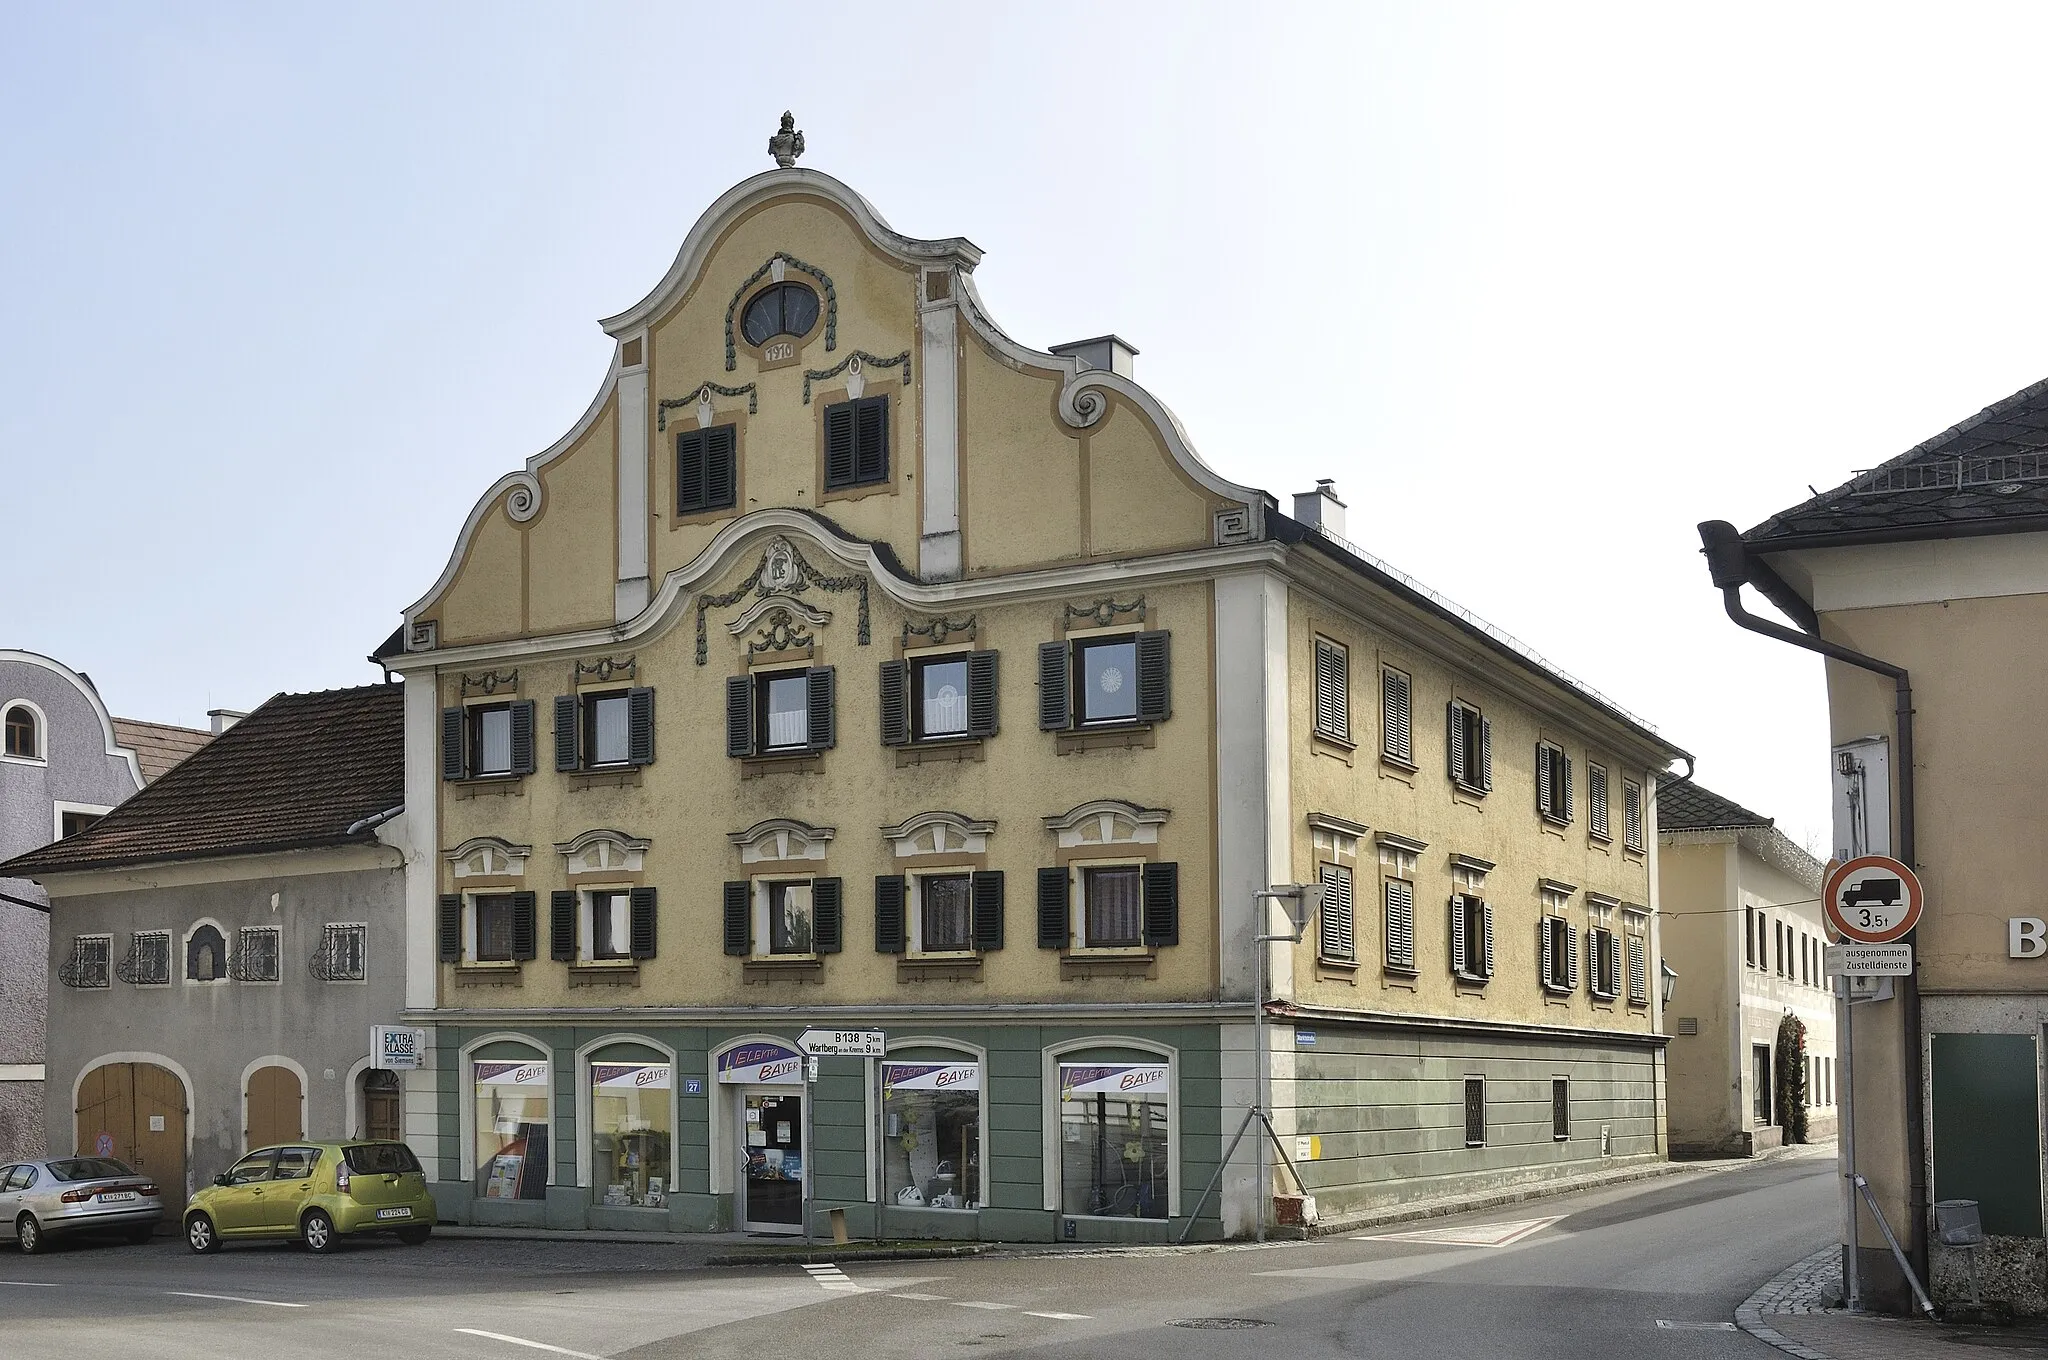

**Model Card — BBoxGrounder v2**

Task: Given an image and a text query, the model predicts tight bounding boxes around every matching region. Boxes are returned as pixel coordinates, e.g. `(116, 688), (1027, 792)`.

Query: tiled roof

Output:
(2, 684), (402, 877)
(111, 717), (213, 784)
(1658, 781), (1772, 832)
(1747, 376), (2048, 548)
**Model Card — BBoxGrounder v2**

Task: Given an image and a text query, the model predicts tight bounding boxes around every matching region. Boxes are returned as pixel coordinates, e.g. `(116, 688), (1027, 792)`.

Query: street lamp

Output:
(1660, 959), (1679, 1004)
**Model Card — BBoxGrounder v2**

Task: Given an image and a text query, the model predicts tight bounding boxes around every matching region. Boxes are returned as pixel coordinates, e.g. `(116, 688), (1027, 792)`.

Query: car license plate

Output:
(376, 1207), (412, 1220)
(97, 1191), (137, 1203)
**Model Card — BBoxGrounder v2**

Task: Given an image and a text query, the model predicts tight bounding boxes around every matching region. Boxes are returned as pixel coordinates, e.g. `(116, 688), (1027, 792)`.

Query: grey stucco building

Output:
(0, 650), (209, 1162)
(1, 684), (405, 1206)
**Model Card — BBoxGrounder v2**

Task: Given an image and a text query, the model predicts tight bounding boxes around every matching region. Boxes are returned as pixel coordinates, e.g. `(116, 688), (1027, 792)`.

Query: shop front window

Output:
(473, 1058), (549, 1200)
(590, 1061), (671, 1209)
(1058, 1061), (1170, 1219)
(883, 1061), (981, 1210)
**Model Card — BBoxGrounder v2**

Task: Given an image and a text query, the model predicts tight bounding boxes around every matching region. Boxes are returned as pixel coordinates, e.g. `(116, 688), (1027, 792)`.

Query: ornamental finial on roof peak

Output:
(769, 112), (805, 168)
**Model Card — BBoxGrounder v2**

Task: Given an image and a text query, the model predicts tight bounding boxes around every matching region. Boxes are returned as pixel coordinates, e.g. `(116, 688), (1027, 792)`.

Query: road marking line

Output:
(454, 1328), (607, 1359)
(166, 1291), (308, 1308)
(0, 1281), (60, 1288)
(950, 1300), (1017, 1310)
(1354, 1215), (1565, 1248)
(1024, 1311), (1092, 1320)
(891, 1292), (951, 1300)
(1656, 1320), (1738, 1331)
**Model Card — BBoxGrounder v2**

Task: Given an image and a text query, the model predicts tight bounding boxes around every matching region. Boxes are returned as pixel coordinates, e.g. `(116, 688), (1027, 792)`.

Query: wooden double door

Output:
(75, 1063), (188, 1207)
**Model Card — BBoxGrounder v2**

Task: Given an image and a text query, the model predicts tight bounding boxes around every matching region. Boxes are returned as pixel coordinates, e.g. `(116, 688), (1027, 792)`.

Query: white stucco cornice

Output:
(599, 168), (982, 337)
(0, 650), (144, 789)
(386, 510), (1286, 673)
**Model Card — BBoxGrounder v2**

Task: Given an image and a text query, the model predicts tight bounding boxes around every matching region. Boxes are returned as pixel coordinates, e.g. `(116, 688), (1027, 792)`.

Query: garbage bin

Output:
(1935, 1199), (1984, 1247)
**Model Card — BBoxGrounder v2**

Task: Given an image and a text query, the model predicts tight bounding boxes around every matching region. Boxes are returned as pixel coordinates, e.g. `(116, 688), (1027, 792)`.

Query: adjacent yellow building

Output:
(384, 123), (1687, 1240)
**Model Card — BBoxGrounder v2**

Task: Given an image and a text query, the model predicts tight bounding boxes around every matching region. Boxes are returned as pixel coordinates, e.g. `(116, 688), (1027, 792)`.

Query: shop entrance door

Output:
(740, 1091), (804, 1233)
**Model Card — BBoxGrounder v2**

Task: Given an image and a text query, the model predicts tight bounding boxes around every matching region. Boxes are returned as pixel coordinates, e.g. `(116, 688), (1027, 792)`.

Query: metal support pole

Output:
(803, 1057), (815, 1248)
(1255, 907), (1268, 1245)
(1855, 1174), (1936, 1317)
(1839, 973), (1861, 1311)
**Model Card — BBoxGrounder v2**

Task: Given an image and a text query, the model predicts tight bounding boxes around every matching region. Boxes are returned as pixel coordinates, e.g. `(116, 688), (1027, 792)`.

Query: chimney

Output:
(1293, 480), (1347, 541)
(208, 708), (249, 735)
(1049, 334), (1139, 380)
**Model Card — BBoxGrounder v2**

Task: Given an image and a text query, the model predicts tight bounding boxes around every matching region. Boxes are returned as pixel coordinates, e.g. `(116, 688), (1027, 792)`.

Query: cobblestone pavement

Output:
(1740, 1245), (2048, 1358)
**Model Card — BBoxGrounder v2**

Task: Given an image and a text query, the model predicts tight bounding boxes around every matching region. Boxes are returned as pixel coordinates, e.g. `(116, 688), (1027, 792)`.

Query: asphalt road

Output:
(0, 1151), (1834, 1360)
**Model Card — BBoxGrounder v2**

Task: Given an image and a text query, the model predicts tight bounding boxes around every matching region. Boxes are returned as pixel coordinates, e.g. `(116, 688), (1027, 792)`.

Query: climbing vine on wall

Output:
(1775, 1013), (1810, 1144)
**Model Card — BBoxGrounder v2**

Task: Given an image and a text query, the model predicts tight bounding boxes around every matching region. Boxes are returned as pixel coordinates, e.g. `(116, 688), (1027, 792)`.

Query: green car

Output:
(184, 1141), (436, 1254)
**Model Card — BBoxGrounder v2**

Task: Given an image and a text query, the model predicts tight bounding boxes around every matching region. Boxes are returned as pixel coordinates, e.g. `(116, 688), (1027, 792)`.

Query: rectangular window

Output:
(769, 881), (815, 955)
(474, 893), (517, 962)
(584, 692), (631, 767)
(918, 873), (974, 953)
(1745, 906), (1756, 967)
(591, 1061), (673, 1207)
(823, 394), (890, 489)
(1753, 1044), (1773, 1125)
(1383, 877), (1416, 971)
(916, 657), (970, 739)
(1623, 779), (1644, 851)
(760, 672), (811, 752)
(1464, 1077), (1486, 1147)
(1626, 932), (1648, 1005)
(676, 423), (738, 514)
(1541, 915), (1574, 992)
(1381, 667), (1413, 765)
(60, 810), (100, 838)
(587, 890), (632, 961)
(1076, 636), (1139, 726)
(884, 1061), (981, 1210)
(1536, 742), (1572, 823)
(473, 1060), (549, 1201)
(1081, 865), (1143, 948)
(1317, 863), (1355, 963)
(471, 703), (514, 777)
(125, 930), (170, 986)
(1588, 764), (1610, 840)
(1551, 1079), (1570, 1140)
(1451, 893), (1494, 982)
(1058, 1064), (1169, 1219)
(1313, 638), (1349, 742)
(1588, 926), (1619, 1000)
(319, 923), (367, 982)
(234, 927), (281, 982)
(1447, 700), (1491, 793)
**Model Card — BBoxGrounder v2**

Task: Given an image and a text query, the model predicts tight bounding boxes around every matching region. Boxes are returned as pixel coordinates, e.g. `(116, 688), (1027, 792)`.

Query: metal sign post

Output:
(802, 1054), (819, 1247)
(1837, 971), (1860, 1312)
(792, 1030), (885, 1246)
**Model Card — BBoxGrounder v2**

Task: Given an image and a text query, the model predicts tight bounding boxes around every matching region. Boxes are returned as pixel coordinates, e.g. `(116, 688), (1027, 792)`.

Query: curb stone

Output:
(1735, 1246), (1840, 1360)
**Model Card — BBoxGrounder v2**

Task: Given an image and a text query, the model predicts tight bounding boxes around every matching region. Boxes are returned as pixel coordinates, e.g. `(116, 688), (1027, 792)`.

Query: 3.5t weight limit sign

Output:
(1824, 854), (1923, 944)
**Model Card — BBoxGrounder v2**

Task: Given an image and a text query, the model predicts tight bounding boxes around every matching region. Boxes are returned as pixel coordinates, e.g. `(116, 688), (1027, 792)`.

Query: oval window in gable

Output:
(741, 282), (821, 347)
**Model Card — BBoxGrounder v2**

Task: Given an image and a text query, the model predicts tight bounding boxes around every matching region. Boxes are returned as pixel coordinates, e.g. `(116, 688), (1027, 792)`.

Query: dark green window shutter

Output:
(726, 676), (754, 758)
(723, 881), (750, 955)
(1038, 641), (1071, 731)
(626, 687), (656, 765)
(509, 701), (536, 776)
(813, 877), (843, 953)
(550, 891), (577, 961)
(441, 708), (465, 781)
(438, 894), (462, 962)
(879, 661), (910, 746)
(706, 425), (737, 510)
(874, 875), (906, 954)
(510, 892), (537, 961)
(1037, 867), (1069, 949)
(806, 667), (836, 751)
(971, 870), (1005, 951)
(855, 396), (889, 482)
(676, 429), (707, 513)
(966, 650), (999, 737)
(554, 695), (579, 772)
(629, 887), (657, 960)
(1135, 631), (1171, 723)
(1141, 862), (1180, 947)
(823, 403), (857, 487)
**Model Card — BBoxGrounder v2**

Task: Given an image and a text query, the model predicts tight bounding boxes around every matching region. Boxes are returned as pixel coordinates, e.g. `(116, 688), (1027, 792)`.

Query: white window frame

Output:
(1, 699), (48, 766)
(579, 885), (636, 964)
(127, 928), (172, 986)
(182, 918), (231, 986)
(70, 933), (112, 989)
(53, 801), (114, 842)
(906, 867), (977, 959)
(1040, 1034), (1179, 1219)
(1539, 907), (1575, 994)
(1068, 857), (1150, 956)
(752, 875), (819, 960)
(464, 890), (521, 966)
(320, 921), (369, 984)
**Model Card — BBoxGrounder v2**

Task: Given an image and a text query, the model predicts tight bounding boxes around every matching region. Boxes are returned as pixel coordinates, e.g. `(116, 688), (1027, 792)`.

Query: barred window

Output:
(314, 923), (367, 982)
(233, 927), (281, 983)
(63, 935), (111, 989)
(120, 931), (171, 986)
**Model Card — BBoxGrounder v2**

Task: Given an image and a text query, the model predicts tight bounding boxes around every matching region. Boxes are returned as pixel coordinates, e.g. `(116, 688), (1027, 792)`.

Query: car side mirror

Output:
(214, 1174), (233, 1187)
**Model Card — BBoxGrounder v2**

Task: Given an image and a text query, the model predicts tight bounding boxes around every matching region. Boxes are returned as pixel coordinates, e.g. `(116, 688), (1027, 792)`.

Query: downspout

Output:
(1698, 519), (1928, 1293)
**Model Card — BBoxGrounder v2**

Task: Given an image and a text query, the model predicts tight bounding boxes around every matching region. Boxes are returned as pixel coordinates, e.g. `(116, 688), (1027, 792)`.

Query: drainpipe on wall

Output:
(1697, 519), (1928, 1297)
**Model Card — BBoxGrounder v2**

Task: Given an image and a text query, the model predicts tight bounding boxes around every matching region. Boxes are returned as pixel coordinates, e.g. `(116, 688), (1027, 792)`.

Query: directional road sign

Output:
(1824, 854), (1923, 944)
(797, 1028), (886, 1057)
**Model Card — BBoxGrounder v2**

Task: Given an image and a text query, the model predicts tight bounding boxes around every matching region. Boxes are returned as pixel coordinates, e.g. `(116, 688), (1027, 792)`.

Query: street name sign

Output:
(1823, 854), (1923, 944)
(1824, 943), (1914, 977)
(798, 1028), (886, 1057)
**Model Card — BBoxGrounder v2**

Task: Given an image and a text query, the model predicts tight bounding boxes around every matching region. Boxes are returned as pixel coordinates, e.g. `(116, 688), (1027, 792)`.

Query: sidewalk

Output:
(1738, 1247), (2048, 1358)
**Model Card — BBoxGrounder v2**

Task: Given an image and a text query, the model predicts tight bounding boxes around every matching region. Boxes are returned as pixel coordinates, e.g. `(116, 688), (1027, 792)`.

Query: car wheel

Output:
(185, 1214), (220, 1254)
(300, 1209), (338, 1254)
(395, 1225), (431, 1246)
(16, 1214), (44, 1255)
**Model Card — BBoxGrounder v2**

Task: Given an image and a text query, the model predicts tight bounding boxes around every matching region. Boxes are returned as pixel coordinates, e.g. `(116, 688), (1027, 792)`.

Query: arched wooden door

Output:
(245, 1065), (304, 1150)
(360, 1069), (401, 1142)
(75, 1062), (188, 1208)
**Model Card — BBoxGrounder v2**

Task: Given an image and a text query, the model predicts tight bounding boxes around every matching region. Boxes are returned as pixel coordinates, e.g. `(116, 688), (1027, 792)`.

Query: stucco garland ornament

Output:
(694, 534), (870, 663)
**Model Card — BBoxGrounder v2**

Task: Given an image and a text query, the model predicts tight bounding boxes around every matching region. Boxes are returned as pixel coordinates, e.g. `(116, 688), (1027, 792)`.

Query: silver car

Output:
(0, 1158), (165, 1253)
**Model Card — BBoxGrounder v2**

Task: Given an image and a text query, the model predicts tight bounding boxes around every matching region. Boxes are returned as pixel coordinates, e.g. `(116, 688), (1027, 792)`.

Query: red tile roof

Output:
(111, 717), (213, 784)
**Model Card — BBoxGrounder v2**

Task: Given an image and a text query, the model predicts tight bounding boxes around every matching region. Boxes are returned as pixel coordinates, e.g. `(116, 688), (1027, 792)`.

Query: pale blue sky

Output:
(8, 3), (2048, 846)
